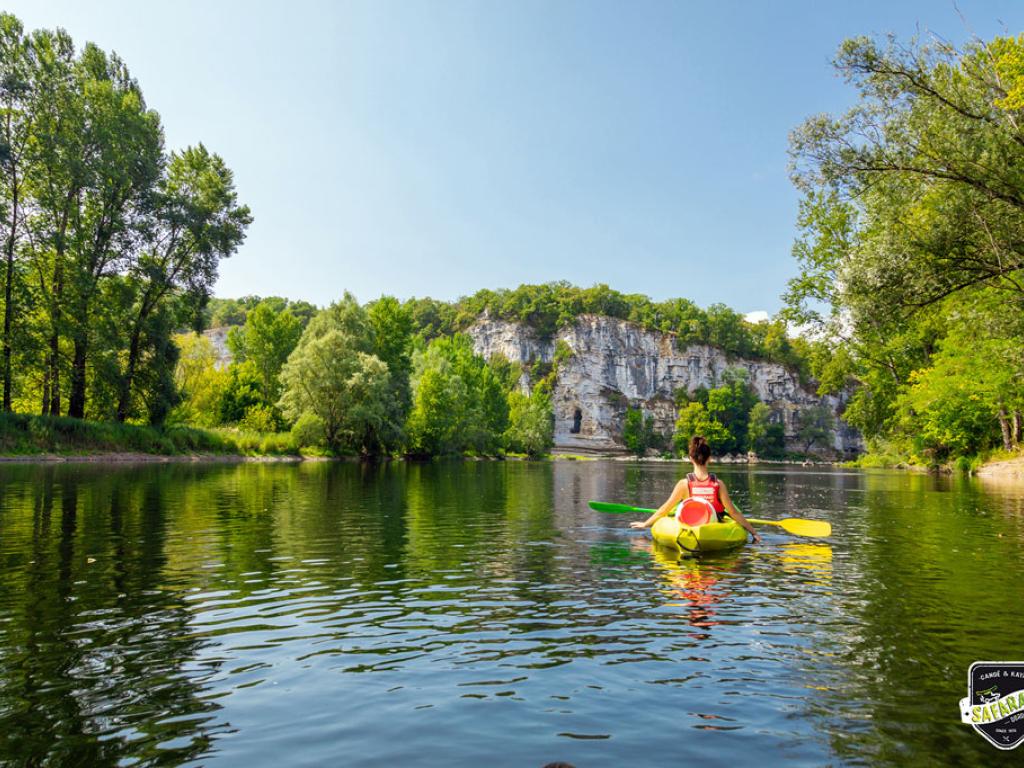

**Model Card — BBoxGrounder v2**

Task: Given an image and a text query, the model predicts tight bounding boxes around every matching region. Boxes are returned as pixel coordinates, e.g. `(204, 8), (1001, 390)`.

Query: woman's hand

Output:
(629, 521), (648, 529)
(750, 531), (761, 544)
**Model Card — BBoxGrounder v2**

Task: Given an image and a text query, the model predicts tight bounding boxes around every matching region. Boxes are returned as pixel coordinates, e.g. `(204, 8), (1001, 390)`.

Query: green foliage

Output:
(893, 327), (1023, 459)
(622, 407), (658, 457)
(673, 369), (777, 456)
(219, 362), (267, 425)
(402, 282), (810, 366)
(504, 389), (554, 457)
(0, 12), (252, 426)
(704, 368), (758, 454)
(169, 333), (229, 427)
(486, 354), (523, 392)
(226, 300), (302, 402)
(796, 405), (835, 454)
(278, 304), (392, 454)
(366, 296), (414, 452)
(239, 404), (278, 434)
(290, 412), (326, 449)
(787, 31), (1024, 462)
(553, 340), (574, 366)
(405, 334), (510, 456)
(0, 411), (237, 455)
(747, 402), (786, 458)
(207, 296), (317, 329)
(673, 402), (732, 455)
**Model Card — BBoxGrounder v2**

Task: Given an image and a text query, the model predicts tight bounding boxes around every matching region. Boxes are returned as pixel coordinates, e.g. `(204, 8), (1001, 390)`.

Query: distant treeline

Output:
(208, 281), (816, 378)
(178, 293), (555, 458)
(190, 288), (836, 459)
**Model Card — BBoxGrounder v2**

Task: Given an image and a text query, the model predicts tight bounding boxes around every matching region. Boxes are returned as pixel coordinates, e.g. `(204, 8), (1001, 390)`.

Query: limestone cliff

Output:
(468, 315), (861, 456)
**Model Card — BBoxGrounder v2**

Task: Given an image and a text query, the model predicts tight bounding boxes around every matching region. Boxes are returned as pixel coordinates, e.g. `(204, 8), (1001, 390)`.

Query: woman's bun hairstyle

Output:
(688, 435), (711, 466)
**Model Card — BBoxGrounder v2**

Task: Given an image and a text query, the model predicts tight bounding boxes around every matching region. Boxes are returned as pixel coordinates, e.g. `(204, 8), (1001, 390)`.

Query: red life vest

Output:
(687, 472), (725, 514)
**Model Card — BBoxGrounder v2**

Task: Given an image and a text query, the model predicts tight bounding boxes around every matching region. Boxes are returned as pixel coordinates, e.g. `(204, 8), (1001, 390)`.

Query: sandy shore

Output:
(976, 456), (1024, 480)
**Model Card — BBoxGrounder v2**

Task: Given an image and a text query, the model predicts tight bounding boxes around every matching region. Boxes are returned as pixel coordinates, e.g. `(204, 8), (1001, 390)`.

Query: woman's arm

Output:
(630, 479), (688, 529)
(719, 482), (761, 543)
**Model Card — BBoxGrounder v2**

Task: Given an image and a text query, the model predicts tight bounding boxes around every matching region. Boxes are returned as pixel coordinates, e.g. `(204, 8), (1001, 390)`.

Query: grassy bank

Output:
(0, 412), (302, 458)
(843, 440), (1024, 475)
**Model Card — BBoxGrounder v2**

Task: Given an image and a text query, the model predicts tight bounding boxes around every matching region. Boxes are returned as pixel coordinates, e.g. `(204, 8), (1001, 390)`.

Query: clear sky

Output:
(4, 1), (1020, 314)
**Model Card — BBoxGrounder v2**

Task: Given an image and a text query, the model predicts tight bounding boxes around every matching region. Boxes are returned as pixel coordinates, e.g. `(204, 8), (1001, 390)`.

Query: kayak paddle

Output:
(588, 501), (650, 514)
(744, 517), (831, 538)
(587, 500), (832, 538)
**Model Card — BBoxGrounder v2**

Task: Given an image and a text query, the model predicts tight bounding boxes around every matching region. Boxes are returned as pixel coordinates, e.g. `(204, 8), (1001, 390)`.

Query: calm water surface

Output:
(1, 460), (1023, 767)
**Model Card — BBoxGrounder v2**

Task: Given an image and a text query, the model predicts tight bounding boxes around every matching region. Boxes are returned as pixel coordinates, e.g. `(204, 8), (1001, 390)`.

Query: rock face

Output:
(468, 315), (862, 456)
(203, 327), (233, 369)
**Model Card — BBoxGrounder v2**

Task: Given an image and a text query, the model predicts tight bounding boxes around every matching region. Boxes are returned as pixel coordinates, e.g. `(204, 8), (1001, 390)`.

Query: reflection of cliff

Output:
(470, 315), (862, 456)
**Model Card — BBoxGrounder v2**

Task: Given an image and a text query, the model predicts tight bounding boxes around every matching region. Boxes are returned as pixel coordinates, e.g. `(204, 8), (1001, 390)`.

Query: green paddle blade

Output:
(588, 501), (655, 514)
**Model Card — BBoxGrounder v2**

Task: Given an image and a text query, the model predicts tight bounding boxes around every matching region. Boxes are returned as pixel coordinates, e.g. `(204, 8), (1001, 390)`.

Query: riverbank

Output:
(0, 412), (307, 460)
(0, 452), (320, 464)
(975, 456), (1024, 480)
(845, 444), (1024, 476)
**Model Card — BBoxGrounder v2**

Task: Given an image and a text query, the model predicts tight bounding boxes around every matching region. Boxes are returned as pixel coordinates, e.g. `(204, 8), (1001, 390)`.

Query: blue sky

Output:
(5, 1), (1020, 314)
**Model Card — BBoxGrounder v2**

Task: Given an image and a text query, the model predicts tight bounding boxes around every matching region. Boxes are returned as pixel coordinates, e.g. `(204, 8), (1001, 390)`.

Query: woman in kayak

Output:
(630, 435), (760, 542)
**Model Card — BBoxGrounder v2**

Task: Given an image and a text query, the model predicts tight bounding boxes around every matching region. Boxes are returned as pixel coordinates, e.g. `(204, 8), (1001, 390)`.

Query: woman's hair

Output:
(688, 435), (711, 466)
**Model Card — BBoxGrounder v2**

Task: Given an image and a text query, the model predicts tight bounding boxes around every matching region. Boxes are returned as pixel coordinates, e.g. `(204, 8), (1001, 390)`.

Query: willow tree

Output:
(278, 297), (393, 454)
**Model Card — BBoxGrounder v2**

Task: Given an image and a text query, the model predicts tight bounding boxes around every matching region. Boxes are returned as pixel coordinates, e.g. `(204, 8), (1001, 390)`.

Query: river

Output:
(1, 460), (1022, 766)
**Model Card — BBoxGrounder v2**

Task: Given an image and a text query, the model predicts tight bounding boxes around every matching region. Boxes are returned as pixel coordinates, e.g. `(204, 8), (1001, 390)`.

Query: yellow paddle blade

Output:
(746, 517), (832, 538)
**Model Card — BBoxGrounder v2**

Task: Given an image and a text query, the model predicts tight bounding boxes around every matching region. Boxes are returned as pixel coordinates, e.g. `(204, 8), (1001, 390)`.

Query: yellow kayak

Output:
(651, 516), (748, 553)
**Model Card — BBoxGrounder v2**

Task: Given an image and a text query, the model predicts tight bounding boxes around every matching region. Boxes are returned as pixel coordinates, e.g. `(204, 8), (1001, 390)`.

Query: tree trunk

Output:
(41, 364), (50, 416)
(47, 210), (70, 418)
(998, 409), (1013, 452)
(67, 335), (88, 419)
(3, 177), (18, 412)
(47, 333), (60, 416)
(1013, 410), (1022, 448)
(116, 324), (143, 423)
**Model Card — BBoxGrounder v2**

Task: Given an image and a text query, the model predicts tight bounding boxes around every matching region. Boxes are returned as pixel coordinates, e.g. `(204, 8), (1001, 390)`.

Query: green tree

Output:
(65, 43), (163, 419)
(673, 401), (731, 456)
(0, 14), (31, 411)
(116, 145), (251, 422)
(23, 26), (83, 416)
(796, 405), (835, 455)
(366, 296), (413, 452)
(503, 389), (554, 457)
(405, 334), (509, 456)
(218, 361), (265, 425)
(786, 33), (1024, 456)
(895, 327), (1023, 458)
(622, 406), (657, 457)
(405, 364), (465, 456)
(705, 304), (752, 356)
(226, 301), (301, 402)
(747, 402), (785, 458)
(170, 332), (228, 427)
(704, 368), (758, 454)
(278, 329), (390, 454)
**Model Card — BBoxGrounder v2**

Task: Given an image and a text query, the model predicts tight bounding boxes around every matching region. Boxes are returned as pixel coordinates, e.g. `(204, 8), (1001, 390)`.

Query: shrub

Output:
(291, 412), (326, 449)
(239, 404), (278, 433)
